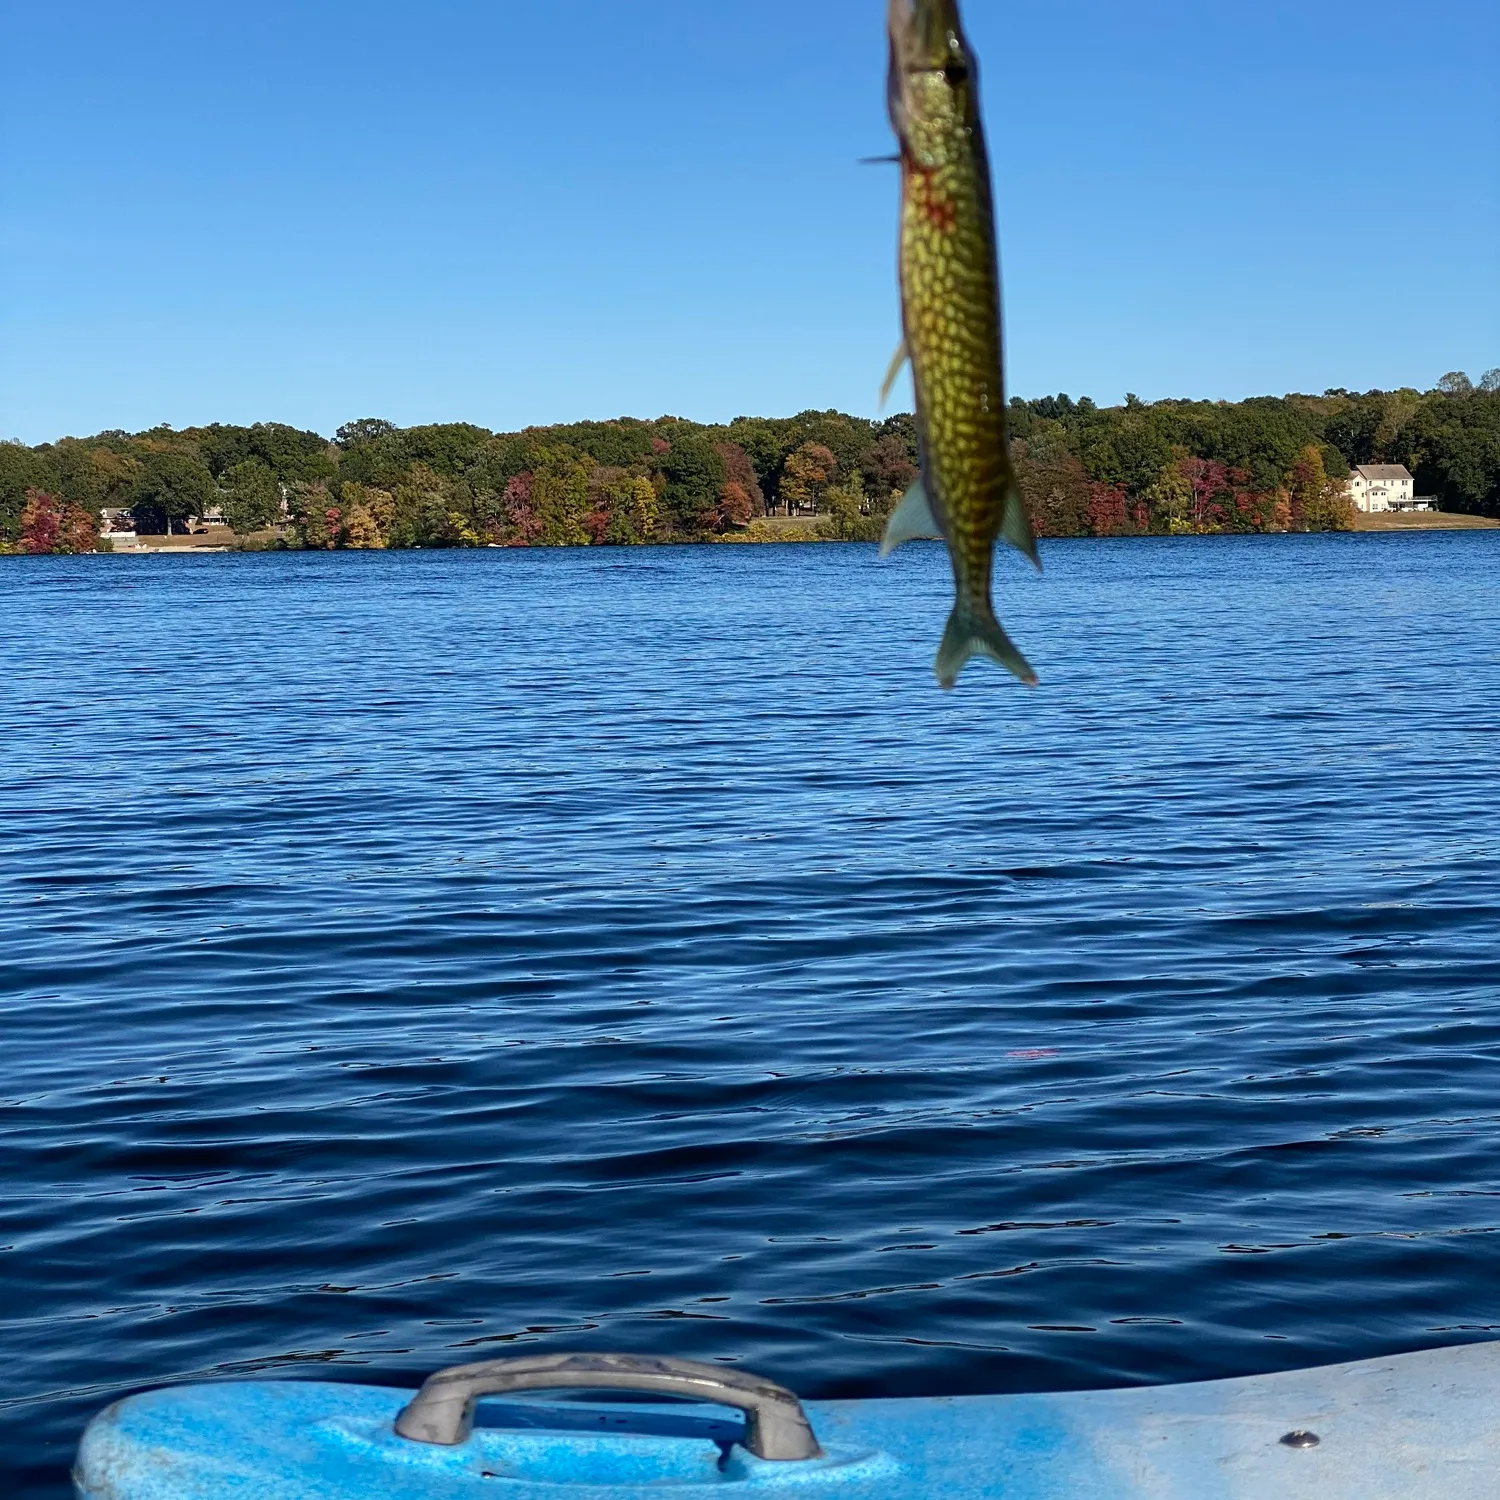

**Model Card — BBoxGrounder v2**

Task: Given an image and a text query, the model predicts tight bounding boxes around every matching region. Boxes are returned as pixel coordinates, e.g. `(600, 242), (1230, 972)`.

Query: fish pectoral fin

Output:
(1000, 476), (1041, 571)
(878, 340), (910, 409)
(880, 475), (941, 557)
(936, 602), (1038, 690)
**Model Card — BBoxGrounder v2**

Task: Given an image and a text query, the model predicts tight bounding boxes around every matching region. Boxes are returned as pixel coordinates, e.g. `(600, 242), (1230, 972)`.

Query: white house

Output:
(1344, 464), (1433, 513)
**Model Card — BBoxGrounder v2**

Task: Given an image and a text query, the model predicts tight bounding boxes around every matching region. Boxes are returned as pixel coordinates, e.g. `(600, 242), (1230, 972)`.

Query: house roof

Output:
(1354, 464), (1413, 482)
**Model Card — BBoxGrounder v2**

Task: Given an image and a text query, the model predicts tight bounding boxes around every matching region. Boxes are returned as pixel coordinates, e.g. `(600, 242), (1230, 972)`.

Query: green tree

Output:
(0, 441), (58, 546)
(288, 482), (340, 548)
(337, 425), (414, 489)
(1078, 413), (1173, 496)
(529, 447), (593, 546)
(244, 422), (336, 483)
(722, 416), (790, 496)
(824, 470), (885, 541)
(54, 441), (138, 515)
(388, 464), (462, 547)
(1399, 386), (1500, 515)
(130, 447), (213, 534)
(1143, 460), (1192, 533)
(402, 423), (493, 476)
(220, 459), (281, 534)
(609, 475), (659, 543)
(336, 418), (398, 448)
(781, 410), (878, 486)
(657, 431), (727, 533)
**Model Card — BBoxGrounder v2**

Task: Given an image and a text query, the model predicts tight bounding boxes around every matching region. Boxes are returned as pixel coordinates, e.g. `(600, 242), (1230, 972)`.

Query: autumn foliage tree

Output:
(1014, 446), (1092, 537)
(19, 490), (64, 553)
(9, 382), (1493, 553)
(613, 475), (659, 543)
(19, 489), (99, 554)
(714, 441), (763, 527)
(503, 471), (542, 545)
(859, 433), (918, 506)
(287, 483), (337, 548)
(1086, 484), (1124, 536)
(1288, 444), (1355, 531)
(779, 443), (837, 515)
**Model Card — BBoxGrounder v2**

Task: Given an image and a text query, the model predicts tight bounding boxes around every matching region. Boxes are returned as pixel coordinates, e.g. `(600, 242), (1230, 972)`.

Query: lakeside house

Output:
(1345, 464), (1435, 513)
(189, 504), (228, 533)
(99, 507), (138, 546)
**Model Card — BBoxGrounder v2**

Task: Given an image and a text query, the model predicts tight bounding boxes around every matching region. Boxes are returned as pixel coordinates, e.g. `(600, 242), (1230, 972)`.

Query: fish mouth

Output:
(886, 0), (975, 142)
(886, 0), (970, 76)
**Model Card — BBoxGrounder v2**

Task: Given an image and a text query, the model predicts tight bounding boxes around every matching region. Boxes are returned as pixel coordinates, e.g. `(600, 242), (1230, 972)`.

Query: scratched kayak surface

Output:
(75, 1342), (1500, 1499)
(6, 536), (1500, 1498)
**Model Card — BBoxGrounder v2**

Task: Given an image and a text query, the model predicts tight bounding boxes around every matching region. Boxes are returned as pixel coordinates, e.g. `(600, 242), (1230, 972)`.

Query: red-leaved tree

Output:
(20, 490), (63, 553)
(717, 480), (754, 528)
(714, 442), (764, 519)
(19, 489), (99, 554)
(503, 472), (542, 545)
(1179, 457), (1231, 530)
(583, 506), (611, 544)
(1085, 482), (1131, 536)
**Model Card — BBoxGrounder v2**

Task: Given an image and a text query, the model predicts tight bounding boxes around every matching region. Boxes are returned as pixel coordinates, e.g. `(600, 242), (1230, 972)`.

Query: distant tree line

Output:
(3, 371), (1497, 554)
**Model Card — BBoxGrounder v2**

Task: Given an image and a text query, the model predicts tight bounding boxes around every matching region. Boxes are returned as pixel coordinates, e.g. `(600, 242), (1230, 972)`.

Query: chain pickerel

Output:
(882, 0), (1039, 688)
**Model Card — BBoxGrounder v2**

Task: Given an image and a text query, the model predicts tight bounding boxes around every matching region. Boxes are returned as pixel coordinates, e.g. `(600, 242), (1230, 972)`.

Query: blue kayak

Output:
(74, 1342), (1500, 1499)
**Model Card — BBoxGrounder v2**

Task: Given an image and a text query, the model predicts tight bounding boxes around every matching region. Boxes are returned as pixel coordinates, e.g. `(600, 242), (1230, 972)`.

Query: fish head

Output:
(886, 0), (978, 160)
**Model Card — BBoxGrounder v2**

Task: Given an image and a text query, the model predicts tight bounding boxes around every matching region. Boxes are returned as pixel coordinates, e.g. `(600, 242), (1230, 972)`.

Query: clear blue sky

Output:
(2, 0), (1495, 444)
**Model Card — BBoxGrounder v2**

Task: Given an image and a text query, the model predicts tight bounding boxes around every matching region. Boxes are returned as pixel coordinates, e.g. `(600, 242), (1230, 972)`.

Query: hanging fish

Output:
(883, 0), (1039, 688)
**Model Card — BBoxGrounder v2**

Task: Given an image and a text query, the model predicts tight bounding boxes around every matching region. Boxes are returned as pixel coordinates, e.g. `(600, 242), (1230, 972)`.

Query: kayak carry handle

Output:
(393, 1350), (823, 1461)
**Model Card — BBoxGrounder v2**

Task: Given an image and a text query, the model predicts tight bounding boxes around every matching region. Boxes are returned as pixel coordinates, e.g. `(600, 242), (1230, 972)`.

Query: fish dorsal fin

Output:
(879, 340), (910, 409)
(880, 474), (942, 557)
(1000, 476), (1041, 571)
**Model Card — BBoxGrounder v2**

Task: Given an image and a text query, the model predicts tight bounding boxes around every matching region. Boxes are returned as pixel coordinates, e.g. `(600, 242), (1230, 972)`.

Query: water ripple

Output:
(3, 534), (1500, 1496)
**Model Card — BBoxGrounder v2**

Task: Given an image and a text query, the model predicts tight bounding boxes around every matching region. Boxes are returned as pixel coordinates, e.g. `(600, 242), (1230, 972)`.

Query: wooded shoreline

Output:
(24, 509), (1499, 558)
(5, 376), (1496, 555)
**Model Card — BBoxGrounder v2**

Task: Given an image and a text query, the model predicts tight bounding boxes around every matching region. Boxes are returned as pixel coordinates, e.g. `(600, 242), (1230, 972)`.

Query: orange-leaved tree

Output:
(714, 441), (763, 524)
(779, 443), (837, 516)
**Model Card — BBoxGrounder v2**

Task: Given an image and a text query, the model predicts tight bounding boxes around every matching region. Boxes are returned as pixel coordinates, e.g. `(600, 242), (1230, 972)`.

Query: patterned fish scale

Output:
(902, 122), (1006, 615)
(887, 0), (1038, 688)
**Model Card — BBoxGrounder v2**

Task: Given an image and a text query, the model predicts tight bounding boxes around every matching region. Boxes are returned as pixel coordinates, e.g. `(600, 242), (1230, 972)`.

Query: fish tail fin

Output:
(935, 599), (1037, 690)
(1000, 476), (1041, 571)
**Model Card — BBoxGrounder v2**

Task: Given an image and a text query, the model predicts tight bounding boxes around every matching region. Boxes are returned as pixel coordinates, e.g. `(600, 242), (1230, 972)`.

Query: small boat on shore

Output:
(74, 1340), (1498, 1498)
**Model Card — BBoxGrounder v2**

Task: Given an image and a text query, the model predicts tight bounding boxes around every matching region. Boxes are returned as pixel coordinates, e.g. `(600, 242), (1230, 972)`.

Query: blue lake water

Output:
(3, 535), (1500, 1495)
